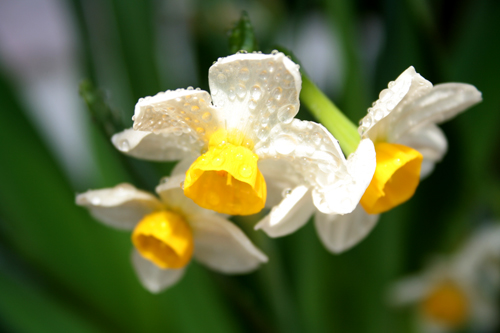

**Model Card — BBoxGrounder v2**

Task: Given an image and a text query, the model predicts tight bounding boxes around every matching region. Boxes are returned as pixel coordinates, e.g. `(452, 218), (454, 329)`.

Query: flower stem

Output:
(300, 74), (360, 156)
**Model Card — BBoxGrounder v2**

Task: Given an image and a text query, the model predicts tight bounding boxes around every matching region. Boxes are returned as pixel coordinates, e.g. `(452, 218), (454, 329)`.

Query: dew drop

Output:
(119, 139), (130, 151)
(228, 88), (236, 101)
(160, 176), (170, 184)
(251, 85), (262, 100)
(217, 73), (227, 83)
(173, 127), (183, 136)
(282, 188), (292, 197)
(274, 134), (297, 155)
(257, 126), (271, 141)
(272, 87), (282, 100)
(191, 105), (200, 112)
(277, 105), (296, 124)
(213, 156), (225, 166)
(259, 70), (269, 80)
(180, 181), (185, 190)
(235, 153), (243, 161)
(239, 67), (250, 81)
(202, 112), (212, 122)
(196, 127), (205, 134)
(236, 84), (246, 99)
(248, 99), (257, 111)
(239, 165), (253, 178)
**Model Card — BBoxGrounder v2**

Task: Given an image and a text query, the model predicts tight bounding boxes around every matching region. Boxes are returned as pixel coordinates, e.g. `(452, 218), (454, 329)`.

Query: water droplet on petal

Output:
(217, 73), (227, 83)
(196, 127), (205, 134)
(228, 88), (236, 101)
(272, 87), (282, 100)
(213, 156), (225, 166)
(202, 112), (212, 122)
(236, 84), (246, 99)
(248, 99), (257, 112)
(274, 134), (297, 155)
(160, 176), (170, 184)
(282, 188), (292, 197)
(119, 140), (130, 151)
(191, 105), (200, 112)
(277, 105), (296, 124)
(180, 181), (185, 190)
(251, 85), (262, 100)
(239, 67), (250, 81)
(239, 165), (253, 178)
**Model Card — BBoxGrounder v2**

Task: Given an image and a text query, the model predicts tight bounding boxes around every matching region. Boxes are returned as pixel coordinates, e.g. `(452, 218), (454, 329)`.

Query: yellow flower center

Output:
(184, 129), (266, 215)
(360, 142), (423, 214)
(421, 281), (469, 328)
(132, 211), (193, 269)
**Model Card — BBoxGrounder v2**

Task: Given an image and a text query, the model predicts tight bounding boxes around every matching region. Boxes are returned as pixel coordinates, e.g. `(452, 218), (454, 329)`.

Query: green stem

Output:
(300, 74), (360, 156)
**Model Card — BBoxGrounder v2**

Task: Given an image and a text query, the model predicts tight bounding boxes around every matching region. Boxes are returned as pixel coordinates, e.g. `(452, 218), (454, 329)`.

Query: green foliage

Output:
(228, 11), (258, 54)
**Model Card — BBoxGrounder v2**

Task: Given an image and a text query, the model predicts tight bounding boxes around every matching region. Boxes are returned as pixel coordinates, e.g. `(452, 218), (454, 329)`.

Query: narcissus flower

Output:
(76, 167), (267, 293)
(114, 51), (376, 217)
(358, 66), (482, 215)
(389, 225), (500, 332)
(298, 67), (482, 254)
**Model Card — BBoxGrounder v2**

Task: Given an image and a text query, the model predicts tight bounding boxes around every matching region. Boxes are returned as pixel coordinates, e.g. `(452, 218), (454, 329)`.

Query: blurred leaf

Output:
(0, 70), (243, 332)
(0, 270), (106, 333)
(80, 80), (125, 139)
(228, 11), (258, 54)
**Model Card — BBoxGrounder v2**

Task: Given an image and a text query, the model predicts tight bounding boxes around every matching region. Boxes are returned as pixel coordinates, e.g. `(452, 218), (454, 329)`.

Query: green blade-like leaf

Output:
(228, 11), (258, 54)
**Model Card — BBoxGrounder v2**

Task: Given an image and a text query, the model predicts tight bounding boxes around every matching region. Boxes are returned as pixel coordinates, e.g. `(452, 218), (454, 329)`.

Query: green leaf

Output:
(228, 11), (258, 54)
(79, 80), (125, 139)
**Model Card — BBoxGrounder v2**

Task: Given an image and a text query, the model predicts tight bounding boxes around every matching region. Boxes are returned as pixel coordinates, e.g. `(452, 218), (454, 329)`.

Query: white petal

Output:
(76, 184), (163, 230)
(396, 124), (447, 179)
(255, 185), (316, 237)
(111, 128), (201, 161)
(314, 205), (379, 253)
(258, 159), (304, 208)
(131, 249), (186, 293)
(388, 82), (482, 142)
(190, 214), (268, 274)
(256, 119), (346, 189)
(360, 66), (433, 140)
(312, 138), (376, 214)
(155, 174), (210, 218)
(171, 156), (196, 176)
(208, 52), (301, 145)
(132, 89), (223, 145)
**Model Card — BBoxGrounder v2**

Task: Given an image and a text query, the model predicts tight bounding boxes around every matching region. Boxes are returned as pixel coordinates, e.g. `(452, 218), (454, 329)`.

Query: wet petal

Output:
(76, 184), (163, 230)
(208, 52), (301, 146)
(131, 249), (186, 293)
(155, 174), (210, 218)
(396, 124), (447, 179)
(258, 159), (304, 208)
(112, 128), (202, 161)
(132, 89), (223, 145)
(255, 185), (315, 237)
(190, 214), (268, 274)
(312, 138), (376, 215)
(314, 205), (379, 253)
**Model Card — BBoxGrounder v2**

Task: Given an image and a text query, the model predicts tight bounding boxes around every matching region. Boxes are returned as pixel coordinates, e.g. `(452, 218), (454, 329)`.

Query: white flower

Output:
(388, 224), (500, 332)
(358, 66), (482, 214)
(289, 67), (481, 254)
(75, 163), (267, 293)
(113, 51), (376, 217)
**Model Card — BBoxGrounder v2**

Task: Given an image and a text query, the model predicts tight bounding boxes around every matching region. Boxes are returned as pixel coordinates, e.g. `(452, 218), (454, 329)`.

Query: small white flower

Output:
(389, 224), (500, 332)
(298, 67), (481, 254)
(113, 51), (376, 217)
(75, 164), (267, 293)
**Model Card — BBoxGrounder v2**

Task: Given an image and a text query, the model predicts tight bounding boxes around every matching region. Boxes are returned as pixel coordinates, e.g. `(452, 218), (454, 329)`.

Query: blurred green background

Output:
(1, 0), (499, 332)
